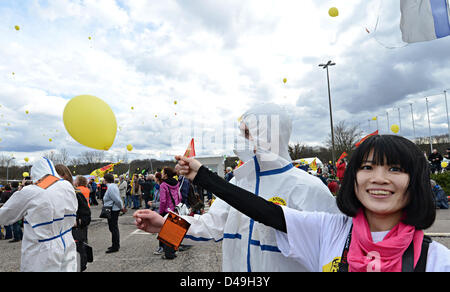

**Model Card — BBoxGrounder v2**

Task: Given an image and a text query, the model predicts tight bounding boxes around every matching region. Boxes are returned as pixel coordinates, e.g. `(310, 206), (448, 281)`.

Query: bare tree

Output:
(325, 120), (363, 154)
(0, 154), (16, 167)
(288, 142), (304, 160)
(78, 151), (105, 164)
(58, 148), (71, 165)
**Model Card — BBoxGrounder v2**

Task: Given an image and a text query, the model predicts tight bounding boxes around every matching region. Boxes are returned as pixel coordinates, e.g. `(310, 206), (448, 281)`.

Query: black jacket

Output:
(72, 190), (91, 243)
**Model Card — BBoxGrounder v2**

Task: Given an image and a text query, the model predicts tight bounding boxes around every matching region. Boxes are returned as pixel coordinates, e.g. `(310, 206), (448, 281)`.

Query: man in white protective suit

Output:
(0, 157), (78, 272)
(134, 103), (341, 272)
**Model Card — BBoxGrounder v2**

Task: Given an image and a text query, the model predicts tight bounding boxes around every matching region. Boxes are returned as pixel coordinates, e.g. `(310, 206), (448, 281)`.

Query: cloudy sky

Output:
(1, 0), (450, 166)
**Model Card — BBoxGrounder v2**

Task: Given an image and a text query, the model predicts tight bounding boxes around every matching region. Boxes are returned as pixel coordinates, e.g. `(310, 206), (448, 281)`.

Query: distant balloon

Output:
(174, 100), (178, 105)
(24, 157), (29, 162)
(88, 36), (92, 40)
(14, 25), (20, 31)
(328, 7), (339, 17)
(127, 144), (133, 151)
(25, 110), (29, 114)
(63, 95), (117, 151)
(131, 106), (134, 110)
(49, 138), (53, 142)
(283, 78), (287, 84)
(391, 124), (400, 134)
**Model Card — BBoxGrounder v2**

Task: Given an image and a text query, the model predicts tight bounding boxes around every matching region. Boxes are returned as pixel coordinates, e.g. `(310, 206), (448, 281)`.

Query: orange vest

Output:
(77, 186), (91, 208)
(36, 175), (60, 189)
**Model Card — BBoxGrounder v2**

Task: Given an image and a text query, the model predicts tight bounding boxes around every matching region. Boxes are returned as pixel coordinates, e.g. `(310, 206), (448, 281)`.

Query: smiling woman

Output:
(337, 135), (436, 230)
(164, 135), (450, 272)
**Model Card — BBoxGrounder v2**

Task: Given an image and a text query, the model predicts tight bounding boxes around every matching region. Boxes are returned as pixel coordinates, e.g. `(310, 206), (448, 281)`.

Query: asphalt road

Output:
(1, 205), (449, 272)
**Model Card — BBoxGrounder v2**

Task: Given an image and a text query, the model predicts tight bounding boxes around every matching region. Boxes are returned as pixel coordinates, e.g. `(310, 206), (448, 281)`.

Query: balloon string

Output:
(369, 0), (408, 50)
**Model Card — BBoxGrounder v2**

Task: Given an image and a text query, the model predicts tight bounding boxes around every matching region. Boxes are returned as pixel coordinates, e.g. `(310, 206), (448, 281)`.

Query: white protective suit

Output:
(0, 157), (78, 272)
(182, 103), (341, 272)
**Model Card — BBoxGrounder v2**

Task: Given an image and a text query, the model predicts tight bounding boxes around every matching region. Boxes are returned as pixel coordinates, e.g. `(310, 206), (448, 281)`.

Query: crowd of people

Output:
(0, 159), (209, 271)
(0, 103), (449, 272)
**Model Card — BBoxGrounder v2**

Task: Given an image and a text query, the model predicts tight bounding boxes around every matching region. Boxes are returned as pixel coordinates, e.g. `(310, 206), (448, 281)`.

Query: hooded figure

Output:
(0, 157), (78, 272)
(181, 103), (341, 271)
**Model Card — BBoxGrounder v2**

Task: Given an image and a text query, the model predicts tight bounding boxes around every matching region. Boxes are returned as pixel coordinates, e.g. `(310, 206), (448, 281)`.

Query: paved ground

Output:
(0, 205), (449, 272)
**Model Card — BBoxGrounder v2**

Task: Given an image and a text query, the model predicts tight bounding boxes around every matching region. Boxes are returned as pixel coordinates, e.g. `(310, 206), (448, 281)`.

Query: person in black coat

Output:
(72, 189), (92, 272)
(428, 149), (443, 174)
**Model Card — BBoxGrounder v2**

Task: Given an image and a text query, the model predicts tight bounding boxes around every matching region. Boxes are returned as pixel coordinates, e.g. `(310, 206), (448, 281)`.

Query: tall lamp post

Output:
(319, 60), (336, 166)
(6, 157), (16, 183)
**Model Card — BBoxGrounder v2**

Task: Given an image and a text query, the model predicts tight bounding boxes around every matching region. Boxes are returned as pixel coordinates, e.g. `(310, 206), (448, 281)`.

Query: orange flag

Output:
(184, 138), (196, 158)
(355, 130), (378, 148)
(336, 152), (348, 165)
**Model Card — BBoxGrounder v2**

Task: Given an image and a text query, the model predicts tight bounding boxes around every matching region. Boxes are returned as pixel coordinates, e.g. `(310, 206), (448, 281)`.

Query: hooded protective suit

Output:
(182, 103), (341, 272)
(0, 157), (78, 272)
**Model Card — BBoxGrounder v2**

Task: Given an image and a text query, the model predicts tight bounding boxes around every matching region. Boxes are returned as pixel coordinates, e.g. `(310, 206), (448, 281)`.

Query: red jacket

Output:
(337, 162), (346, 180)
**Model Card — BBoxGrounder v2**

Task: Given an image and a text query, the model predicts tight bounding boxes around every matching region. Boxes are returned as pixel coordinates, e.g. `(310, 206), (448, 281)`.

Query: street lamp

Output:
(6, 157), (16, 183)
(319, 60), (337, 166)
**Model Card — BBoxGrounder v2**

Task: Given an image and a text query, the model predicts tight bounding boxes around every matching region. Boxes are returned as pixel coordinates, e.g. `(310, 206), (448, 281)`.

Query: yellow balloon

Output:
(23, 172), (29, 178)
(63, 95), (117, 150)
(25, 110), (29, 114)
(391, 124), (400, 134)
(88, 36), (92, 40)
(15, 25), (20, 31)
(127, 144), (133, 151)
(131, 106), (134, 110)
(174, 100), (178, 105)
(441, 162), (448, 168)
(283, 78), (287, 84)
(49, 138), (53, 142)
(24, 157), (29, 162)
(329, 7), (339, 17)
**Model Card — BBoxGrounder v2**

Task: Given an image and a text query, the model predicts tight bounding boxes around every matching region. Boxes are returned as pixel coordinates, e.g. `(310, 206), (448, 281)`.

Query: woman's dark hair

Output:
(336, 135), (436, 230)
(162, 167), (176, 178)
(104, 173), (115, 184)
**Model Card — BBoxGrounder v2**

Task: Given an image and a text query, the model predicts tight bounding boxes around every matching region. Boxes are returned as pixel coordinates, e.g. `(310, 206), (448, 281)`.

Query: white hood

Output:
(30, 157), (61, 183)
(234, 103), (292, 162)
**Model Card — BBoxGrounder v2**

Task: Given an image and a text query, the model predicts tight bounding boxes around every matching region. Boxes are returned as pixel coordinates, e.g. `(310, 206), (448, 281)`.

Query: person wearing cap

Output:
(0, 157), (78, 272)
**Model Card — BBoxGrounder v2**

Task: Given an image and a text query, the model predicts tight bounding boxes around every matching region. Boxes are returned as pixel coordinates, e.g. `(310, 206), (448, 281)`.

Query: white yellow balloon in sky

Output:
(63, 95), (117, 151)
(328, 7), (339, 17)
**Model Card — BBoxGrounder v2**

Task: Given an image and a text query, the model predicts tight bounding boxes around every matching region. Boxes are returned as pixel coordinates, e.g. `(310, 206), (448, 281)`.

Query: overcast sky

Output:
(1, 0), (450, 166)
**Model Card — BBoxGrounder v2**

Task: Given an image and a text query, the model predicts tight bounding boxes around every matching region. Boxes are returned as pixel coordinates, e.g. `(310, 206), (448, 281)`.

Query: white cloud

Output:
(1, 0), (450, 167)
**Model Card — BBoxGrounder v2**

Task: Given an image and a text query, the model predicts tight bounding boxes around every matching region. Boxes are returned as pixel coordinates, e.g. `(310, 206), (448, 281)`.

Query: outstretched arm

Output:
(175, 156), (287, 233)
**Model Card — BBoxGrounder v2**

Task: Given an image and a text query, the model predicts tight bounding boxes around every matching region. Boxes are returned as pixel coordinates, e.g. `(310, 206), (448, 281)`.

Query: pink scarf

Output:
(347, 209), (424, 272)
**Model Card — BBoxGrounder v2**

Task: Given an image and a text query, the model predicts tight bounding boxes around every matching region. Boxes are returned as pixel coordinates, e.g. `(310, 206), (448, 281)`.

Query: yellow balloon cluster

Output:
(63, 95), (117, 150)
